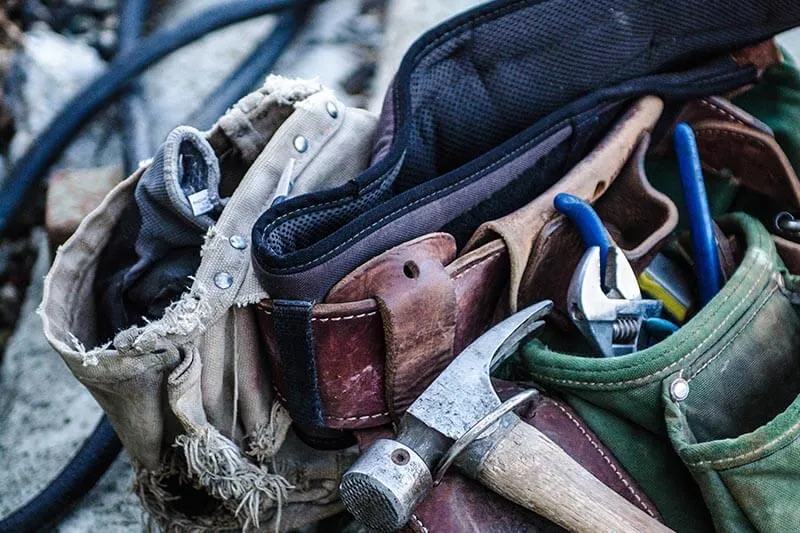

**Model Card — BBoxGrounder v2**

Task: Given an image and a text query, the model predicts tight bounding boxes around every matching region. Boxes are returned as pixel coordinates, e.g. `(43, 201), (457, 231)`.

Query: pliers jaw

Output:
(567, 247), (662, 357)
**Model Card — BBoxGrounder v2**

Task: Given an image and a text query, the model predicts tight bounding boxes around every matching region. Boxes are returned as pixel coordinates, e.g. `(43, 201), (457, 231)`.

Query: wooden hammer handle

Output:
(477, 421), (673, 532)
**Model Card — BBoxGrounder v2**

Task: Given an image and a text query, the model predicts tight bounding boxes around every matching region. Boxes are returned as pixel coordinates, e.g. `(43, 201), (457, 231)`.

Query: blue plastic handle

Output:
(674, 123), (723, 306)
(554, 193), (612, 274)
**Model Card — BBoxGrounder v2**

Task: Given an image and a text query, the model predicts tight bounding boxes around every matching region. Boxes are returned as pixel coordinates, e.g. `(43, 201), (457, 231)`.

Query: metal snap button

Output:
(229, 235), (247, 250)
(326, 101), (339, 118)
(214, 272), (234, 289)
(293, 135), (309, 153)
(670, 378), (690, 402)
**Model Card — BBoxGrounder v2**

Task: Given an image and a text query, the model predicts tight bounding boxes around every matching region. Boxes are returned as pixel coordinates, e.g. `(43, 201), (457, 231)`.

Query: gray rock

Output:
(4, 25), (122, 185)
(0, 229), (142, 530)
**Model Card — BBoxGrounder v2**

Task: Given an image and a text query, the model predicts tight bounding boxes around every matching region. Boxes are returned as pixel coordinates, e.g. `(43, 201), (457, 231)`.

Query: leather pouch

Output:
(464, 97), (678, 329)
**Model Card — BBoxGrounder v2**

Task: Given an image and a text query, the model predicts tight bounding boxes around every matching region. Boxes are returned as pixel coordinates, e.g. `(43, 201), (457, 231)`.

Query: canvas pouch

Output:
(40, 77), (377, 531)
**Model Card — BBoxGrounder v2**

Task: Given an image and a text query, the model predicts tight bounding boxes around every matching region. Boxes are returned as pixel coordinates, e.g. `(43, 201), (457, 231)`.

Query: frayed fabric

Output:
(248, 403), (293, 465)
(174, 427), (293, 531)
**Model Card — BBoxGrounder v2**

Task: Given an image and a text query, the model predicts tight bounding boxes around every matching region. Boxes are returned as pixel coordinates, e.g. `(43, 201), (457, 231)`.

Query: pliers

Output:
(556, 193), (665, 357)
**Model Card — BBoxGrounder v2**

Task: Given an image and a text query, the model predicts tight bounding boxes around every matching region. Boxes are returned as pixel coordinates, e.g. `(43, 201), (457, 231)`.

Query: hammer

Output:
(340, 301), (672, 532)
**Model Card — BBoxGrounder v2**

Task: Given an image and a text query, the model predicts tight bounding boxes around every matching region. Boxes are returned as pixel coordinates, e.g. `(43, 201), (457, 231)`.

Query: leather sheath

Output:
(357, 381), (661, 533)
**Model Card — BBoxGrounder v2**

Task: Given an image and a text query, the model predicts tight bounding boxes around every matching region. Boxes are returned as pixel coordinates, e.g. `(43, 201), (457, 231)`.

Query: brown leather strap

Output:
(329, 234), (459, 418)
(256, 237), (509, 429)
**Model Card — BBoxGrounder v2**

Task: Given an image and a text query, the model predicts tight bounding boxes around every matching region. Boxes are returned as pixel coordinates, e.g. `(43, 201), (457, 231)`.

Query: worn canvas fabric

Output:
(40, 76), (377, 531)
(520, 215), (800, 532)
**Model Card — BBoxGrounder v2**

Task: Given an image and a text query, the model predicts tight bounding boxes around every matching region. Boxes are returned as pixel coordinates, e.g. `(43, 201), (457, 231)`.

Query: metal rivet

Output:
(326, 101), (339, 118)
(214, 272), (233, 290)
(229, 235), (247, 250)
(670, 378), (690, 402)
(293, 135), (308, 153)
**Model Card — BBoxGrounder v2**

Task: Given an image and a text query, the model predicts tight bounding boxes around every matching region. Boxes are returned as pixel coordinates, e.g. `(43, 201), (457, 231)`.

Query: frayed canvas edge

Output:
(173, 426), (294, 532)
(247, 403), (293, 465)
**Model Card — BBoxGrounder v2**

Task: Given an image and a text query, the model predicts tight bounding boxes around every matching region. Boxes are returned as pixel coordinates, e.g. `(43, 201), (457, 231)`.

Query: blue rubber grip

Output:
(554, 193), (612, 273)
(674, 123), (723, 306)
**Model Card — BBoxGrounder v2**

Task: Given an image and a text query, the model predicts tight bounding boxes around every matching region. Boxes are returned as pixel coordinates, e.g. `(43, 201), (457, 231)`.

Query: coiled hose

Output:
(0, 1), (309, 530)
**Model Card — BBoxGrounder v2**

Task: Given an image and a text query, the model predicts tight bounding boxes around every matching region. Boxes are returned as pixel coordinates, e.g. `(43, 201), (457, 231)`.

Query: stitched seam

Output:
(273, 362), (389, 422)
(551, 400), (656, 517)
(689, 418), (800, 468)
(528, 264), (769, 386)
(325, 412), (390, 422)
(698, 99), (747, 127)
(410, 514), (429, 533)
(259, 309), (378, 322)
(688, 284), (778, 382)
(695, 128), (766, 148)
(452, 250), (504, 280)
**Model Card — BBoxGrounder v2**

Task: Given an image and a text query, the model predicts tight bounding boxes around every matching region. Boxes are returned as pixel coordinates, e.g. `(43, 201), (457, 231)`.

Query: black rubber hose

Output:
(0, 416), (121, 533)
(119, 0), (153, 173)
(188, 2), (312, 130)
(0, 0), (300, 234)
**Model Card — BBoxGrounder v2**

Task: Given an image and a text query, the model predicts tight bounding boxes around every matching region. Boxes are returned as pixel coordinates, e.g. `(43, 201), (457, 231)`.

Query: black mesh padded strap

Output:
(252, 0), (800, 302)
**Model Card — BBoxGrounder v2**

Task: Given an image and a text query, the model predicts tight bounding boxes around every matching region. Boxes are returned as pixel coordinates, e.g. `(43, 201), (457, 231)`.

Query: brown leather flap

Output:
(256, 236), (509, 429)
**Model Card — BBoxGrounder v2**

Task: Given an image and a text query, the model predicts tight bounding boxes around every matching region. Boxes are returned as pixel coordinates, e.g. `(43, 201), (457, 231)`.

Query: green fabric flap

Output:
(566, 394), (714, 533)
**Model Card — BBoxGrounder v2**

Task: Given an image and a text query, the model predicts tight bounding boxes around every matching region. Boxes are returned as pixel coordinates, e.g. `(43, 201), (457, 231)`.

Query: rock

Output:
(369, 0), (483, 111)
(45, 165), (124, 246)
(3, 24), (122, 187)
(0, 229), (142, 531)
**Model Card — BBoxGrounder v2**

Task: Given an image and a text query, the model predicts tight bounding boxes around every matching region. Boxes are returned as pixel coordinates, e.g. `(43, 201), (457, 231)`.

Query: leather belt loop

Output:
(366, 252), (458, 419)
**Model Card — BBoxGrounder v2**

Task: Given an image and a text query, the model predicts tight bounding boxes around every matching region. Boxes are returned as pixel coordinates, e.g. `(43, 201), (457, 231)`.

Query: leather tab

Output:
(328, 234), (458, 418)
(731, 39), (782, 78)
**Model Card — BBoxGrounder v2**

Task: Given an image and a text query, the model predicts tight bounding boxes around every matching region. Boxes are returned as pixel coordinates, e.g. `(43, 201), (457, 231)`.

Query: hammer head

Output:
(340, 301), (552, 531)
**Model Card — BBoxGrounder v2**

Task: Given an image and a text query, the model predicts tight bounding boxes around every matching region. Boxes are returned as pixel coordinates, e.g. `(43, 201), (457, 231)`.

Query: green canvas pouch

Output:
(519, 213), (800, 532)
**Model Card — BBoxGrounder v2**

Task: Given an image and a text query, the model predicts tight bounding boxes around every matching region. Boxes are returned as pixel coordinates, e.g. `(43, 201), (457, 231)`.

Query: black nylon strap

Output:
(271, 299), (352, 447)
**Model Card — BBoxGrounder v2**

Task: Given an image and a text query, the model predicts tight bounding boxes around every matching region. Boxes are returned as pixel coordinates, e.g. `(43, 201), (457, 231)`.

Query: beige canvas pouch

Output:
(40, 76), (377, 531)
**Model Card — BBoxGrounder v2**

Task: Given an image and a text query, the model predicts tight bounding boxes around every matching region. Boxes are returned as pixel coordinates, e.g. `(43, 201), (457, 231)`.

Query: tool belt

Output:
(38, 0), (800, 531)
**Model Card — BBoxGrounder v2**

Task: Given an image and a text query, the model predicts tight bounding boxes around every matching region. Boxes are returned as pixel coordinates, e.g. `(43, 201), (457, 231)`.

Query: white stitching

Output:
(452, 250), (504, 280)
(689, 418), (800, 468)
(698, 99), (747, 127)
(259, 309), (378, 322)
(410, 514), (429, 533)
(325, 412), (390, 422)
(550, 400), (657, 518)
